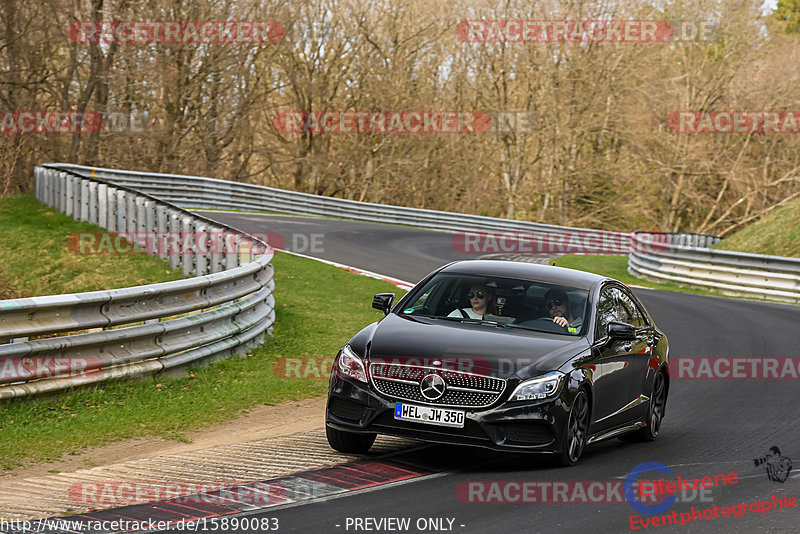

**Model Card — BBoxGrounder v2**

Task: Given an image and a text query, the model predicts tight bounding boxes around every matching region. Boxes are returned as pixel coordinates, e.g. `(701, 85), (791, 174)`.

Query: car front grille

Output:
(369, 362), (506, 409)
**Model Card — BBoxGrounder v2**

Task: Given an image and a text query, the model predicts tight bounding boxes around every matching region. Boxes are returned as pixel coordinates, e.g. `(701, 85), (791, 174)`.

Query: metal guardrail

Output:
(44, 163), (798, 304)
(0, 167), (275, 399)
(629, 233), (800, 303)
(45, 163), (632, 244)
(666, 233), (722, 249)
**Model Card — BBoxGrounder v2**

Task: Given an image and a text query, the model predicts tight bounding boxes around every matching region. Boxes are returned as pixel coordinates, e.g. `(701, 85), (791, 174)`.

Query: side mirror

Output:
(607, 321), (636, 340)
(372, 293), (395, 315)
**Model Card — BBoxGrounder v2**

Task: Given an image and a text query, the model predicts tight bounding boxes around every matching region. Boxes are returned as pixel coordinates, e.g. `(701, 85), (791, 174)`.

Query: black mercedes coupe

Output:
(325, 260), (669, 466)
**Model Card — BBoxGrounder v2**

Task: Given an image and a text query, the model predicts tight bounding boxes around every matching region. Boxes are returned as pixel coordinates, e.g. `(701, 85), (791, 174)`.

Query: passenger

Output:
(545, 288), (583, 330)
(448, 284), (498, 319)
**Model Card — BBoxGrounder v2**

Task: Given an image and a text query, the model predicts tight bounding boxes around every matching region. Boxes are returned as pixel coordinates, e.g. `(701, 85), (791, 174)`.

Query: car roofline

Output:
(437, 260), (613, 291)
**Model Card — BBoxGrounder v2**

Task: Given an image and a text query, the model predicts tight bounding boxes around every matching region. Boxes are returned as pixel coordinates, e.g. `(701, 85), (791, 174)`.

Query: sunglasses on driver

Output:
(545, 298), (563, 310)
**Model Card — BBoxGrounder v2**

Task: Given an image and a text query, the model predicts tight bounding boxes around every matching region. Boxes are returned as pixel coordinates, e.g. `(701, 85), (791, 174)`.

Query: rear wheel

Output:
(326, 425), (377, 453)
(621, 371), (667, 442)
(557, 390), (589, 466)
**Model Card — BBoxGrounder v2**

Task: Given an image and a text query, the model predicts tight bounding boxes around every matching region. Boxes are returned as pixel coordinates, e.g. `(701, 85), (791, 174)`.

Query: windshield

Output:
(398, 273), (589, 336)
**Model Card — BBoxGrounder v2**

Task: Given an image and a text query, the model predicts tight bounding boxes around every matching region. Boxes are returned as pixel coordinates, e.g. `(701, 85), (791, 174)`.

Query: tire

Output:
(557, 390), (589, 466)
(326, 425), (377, 453)
(621, 371), (667, 442)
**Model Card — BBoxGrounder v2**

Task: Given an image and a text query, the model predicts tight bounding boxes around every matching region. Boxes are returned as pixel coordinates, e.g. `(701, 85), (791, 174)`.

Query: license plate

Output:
(394, 403), (465, 428)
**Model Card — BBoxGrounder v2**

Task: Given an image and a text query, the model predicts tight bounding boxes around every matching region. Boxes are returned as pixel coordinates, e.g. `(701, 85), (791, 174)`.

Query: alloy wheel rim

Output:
(650, 373), (665, 435)
(567, 393), (588, 461)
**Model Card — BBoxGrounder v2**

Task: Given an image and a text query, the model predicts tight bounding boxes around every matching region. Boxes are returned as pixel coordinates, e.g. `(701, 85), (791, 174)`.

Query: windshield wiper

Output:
(434, 317), (509, 327)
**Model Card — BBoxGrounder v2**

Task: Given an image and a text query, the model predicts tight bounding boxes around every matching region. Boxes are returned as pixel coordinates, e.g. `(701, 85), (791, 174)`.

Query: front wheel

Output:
(326, 425), (377, 453)
(557, 390), (589, 466)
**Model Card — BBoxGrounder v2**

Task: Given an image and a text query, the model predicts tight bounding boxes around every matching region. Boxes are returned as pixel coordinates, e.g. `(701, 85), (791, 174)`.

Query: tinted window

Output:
(611, 288), (635, 325)
(596, 287), (619, 338)
(596, 286), (649, 337)
(616, 289), (647, 327)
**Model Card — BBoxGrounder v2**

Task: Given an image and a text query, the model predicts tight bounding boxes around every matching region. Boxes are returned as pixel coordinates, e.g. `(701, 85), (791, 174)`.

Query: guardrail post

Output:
(65, 174), (75, 217)
(209, 225), (225, 273)
(48, 169), (56, 207)
(50, 169), (58, 208)
(167, 209), (182, 270)
(39, 168), (49, 206)
(116, 190), (127, 232)
(57, 171), (67, 213)
(80, 179), (90, 222)
(73, 176), (82, 219)
(126, 193), (138, 234)
(34, 167), (42, 203)
(144, 199), (156, 231)
(97, 184), (108, 227)
(88, 182), (99, 225)
(181, 215), (195, 276)
(239, 235), (253, 265)
(195, 221), (209, 276)
(37, 167), (45, 204)
(106, 186), (117, 231)
(135, 197), (147, 235)
(225, 233), (240, 270)
(156, 205), (168, 260)
(38, 167), (47, 205)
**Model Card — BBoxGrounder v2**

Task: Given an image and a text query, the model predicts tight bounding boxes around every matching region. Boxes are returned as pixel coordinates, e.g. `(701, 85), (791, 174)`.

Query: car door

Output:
(617, 287), (661, 421)
(588, 285), (647, 432)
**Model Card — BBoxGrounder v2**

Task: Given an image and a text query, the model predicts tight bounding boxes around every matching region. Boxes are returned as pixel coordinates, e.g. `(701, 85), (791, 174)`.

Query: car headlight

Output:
(510, 371), (565, 401)
(337, 344), (367, 383)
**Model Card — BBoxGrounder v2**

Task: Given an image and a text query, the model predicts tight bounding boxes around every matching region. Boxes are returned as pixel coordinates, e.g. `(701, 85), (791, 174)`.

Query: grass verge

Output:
(714, 197), (800, 257)
(0, 251), (403, 469)
(0, 194), (184, 297)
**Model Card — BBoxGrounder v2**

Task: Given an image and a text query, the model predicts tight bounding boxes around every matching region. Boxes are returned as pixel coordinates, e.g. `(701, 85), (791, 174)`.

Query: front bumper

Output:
(326, 374), (571, 453)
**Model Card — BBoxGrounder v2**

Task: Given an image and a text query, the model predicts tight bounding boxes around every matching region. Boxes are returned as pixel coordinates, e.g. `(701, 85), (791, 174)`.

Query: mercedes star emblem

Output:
(420, 374), (446, 400)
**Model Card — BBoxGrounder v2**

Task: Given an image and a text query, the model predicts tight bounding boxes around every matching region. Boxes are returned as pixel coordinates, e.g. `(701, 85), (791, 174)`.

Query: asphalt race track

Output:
(180, 212), (800, 534)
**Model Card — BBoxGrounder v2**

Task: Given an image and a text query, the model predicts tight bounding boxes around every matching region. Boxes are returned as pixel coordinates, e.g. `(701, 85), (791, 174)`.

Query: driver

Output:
(545, 288), (583, 331)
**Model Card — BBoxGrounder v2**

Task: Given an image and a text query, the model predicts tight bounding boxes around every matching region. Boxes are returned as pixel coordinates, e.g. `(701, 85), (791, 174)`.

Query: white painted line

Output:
(277, 249), (415, 290)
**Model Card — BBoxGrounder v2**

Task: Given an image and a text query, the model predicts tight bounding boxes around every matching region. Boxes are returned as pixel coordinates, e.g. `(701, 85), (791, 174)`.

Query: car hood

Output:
(362, 314), (589, 379)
